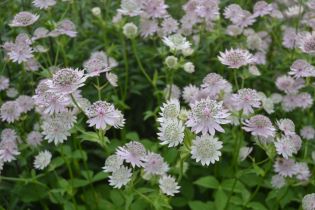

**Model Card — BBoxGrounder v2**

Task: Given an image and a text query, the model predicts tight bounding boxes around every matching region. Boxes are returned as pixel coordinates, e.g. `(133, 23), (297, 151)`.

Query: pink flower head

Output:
(86, 101), (125, 130)
(186, 98), (231, 135)
(242, 115), (275, 138)
(116, 141), (146, 167)
(218, 48), (254, 69)
(232, 88), (261, 115)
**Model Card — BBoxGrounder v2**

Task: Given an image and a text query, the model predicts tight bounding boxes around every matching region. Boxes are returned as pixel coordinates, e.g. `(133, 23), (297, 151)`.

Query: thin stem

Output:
(70, 94), (85, 114)
(131, 39), (154, 87)
(233, 70), (239, 90)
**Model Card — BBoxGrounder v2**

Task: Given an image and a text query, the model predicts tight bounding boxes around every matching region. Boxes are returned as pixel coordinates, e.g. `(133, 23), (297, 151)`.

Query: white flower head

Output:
(159, 175), (180, 196)
(108, 166), (132, 189)
(158, 119), (185, 147)
(34, 150), (52, 170)
(191, 134), (223, 166)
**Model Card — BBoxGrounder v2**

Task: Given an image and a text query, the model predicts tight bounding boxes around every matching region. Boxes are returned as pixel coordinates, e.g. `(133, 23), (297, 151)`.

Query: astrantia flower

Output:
(239, 146), (253, 161)
(191, 134), (223, 166)
(0, 76), (9, 91)
(274, 136), (297, 159)
(142, 152), (169, 176)
(32, 27), (49, 41)
(108, 166), (132, 189)
(6, 88), (19, 98)
(274, 158), (298, 177)
(295, 162), (311, 181)
(106, 72), (118, 87)
(1, 129), (17, 142)
(32, 0), (56, 9)
(142, 0), (168, 18)
(116, 141), (146, 167)
(34, 150), (52, 170)
(218, 48), (254, 69)
(50, 19), (77, 38)
(232, 88), (261, 114)
(27, 131), (43, 147)
(297, 92), (313, 109)
(9, 12), (39, 27)
(223, 4), (243, 22)
(271, 174), (286, 189)
(300, 126), (315, 140)
(85, 101), (125, 130)
(298, 32), (315, 54)
(41, 118), (70, 145)
(0, 138), (20, 162)
(162, 34), (191, 52)
(118, 0), (143, 17)
(289, 59), (315, 78)
(16, 95), (34, 113)
(0, 101), (22, 123)
(84, 51), (117, 77)
(253, 1), (272, 17)
(163, 84), (181, 99)
(276, 119), (295, 136)
(123, 22), (138, 39)
(183, 85), (199, 104)
(49, 68), (86, 95)
(158, 99), (180, 122)
(139, 18), (158, 38)
(186, 98), (230, 135)
(158, 119), (185, 147)
(201, 73), (231, 97)
(303, 193), (315, 210)
(159, 175), (180, 196)
(242, 115), (275, 138)
(161, 17), (179, 36)
(102, 155), (123, 172)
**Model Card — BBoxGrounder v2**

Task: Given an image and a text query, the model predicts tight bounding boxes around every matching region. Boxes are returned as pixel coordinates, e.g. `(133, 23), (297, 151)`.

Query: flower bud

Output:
(123, 23), (138, 39)
(91, 7), (101, 16)
(165, 56), (178, 69)
(183, 62), (195, 73)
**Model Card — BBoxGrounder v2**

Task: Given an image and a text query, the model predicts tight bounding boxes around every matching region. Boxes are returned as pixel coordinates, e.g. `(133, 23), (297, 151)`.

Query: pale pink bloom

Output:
(232, 88), (261, 115)
(186, 98), (231, 135)
(236, 10), (257, 28)
(84, 51), (117, 77)
(159, 175), (180, 196)
(32, 0), (56, 9)
(0, 139), (20, 162)
(282, 27), (297, 49)
(0, 76), (9, 91)
(161, 17), (179, 36)
(116, 141), (146, 167)
(281, 94), (299, 112)
(183, 85), (199, 104)
(271, 174), (286, 189)
(218, 48), (254, 69)
(142, 0), (168, 18)
(142, 152), (169, 176)
(27, 131), (43, 147)
(253, 1), (273, 17)
(223, 4), (243, 22)
(302, 193), (315, 210)
(16, 95), (34, 113)
(275, 75), (304, 94)
(118, 0), (143, 17)
(24, 58), (40, 71)
(9, 11), (39, 27)
(139, 18), (158, 38)
(289, 59), (315, 78)
(201, 73), (232, 97)
(106, 72), (118, 87)
(41, 117), (70, 145)
(48, 68), (86, 95)
(297, 31), (315, 54)
(300, 126), (315, 140)
(276, 119), (295, 136)
(32, 27), (49, 41)
(49, 19), (77, 38)
(1, 129), (17, 142)
(252, 52), (266, 65)
(274, 158), (298, 177)
(295, 162), (311, 181)
(242, 115), (275, 138)
(6, 88), (18, 98)
(274, 135), (298, 159)
(0, 101), (22, 123)
(226, 25), (243, 36)
(102, 155), (123, 172)
(85, 101), (125, 130)
(297, 92), (313, 109)
(195, 0), (219, 21)
(163, 84), (181, 99)
(285, 5), (303, 18)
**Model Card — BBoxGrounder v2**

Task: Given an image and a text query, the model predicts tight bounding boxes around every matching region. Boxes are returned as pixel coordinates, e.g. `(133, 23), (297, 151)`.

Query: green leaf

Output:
(247, 202), (268, 210)
(215, 188), (227, 210)
(189, 201), (214, 210)
(92, 172), (109, 182)
(194, 176), (220, 189)
(125, 132), (139, 141)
